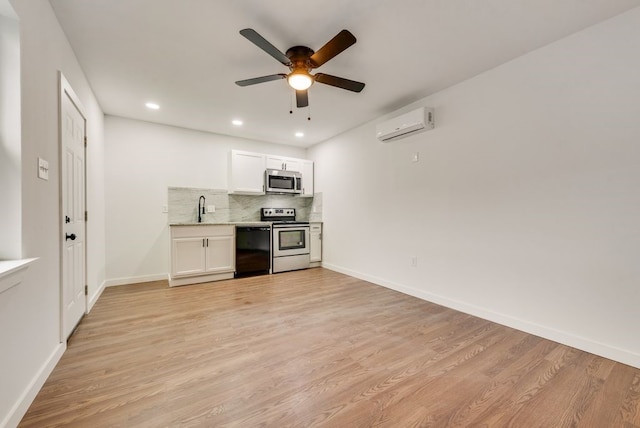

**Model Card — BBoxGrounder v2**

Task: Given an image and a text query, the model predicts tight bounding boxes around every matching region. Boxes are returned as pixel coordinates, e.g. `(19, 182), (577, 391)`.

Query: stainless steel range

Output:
(261, 208), (310, 273)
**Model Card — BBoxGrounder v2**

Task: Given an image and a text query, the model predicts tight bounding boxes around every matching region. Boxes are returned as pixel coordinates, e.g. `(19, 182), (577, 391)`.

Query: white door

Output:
(60, 74), (87, 340)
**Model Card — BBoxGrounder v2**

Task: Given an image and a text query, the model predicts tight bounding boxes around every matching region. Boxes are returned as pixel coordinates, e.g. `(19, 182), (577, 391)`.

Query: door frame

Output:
(58, 71), (88, 342)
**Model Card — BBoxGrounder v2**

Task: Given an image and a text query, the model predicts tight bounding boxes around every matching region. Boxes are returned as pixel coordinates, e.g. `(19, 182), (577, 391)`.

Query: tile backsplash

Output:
(168, 187), (320, 224)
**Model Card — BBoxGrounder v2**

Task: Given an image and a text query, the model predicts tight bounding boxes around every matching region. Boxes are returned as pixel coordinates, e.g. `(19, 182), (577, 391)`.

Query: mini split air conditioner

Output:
(375, 107), (434, 142)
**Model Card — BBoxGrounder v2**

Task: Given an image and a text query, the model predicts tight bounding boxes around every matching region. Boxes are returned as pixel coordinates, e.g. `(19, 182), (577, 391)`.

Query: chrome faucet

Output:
(198, 195), (205, 223)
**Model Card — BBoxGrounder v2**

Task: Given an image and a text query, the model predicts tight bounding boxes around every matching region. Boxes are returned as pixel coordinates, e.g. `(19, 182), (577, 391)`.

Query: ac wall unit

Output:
(375, 107), (434, 142)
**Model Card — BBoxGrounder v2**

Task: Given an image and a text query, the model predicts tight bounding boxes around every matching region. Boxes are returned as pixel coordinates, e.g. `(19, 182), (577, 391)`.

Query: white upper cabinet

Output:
(299, 160), (314, 197)
(265, 155), (301, 172)
(228, 150), (266, 195)
(229, 150), (313, 197)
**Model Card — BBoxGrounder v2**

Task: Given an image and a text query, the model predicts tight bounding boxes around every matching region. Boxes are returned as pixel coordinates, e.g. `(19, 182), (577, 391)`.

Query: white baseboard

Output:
(87, 280), (106, 312)
(104, 273), (169, 287)
(322, 262), (640, 369)
(169, 272), (233, 287)
(1, 342), (66, 428)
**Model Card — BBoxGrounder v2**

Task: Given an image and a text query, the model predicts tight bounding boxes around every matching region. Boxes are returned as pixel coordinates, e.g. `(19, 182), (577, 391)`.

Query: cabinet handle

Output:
(206, 238), (209, 247)
(202, 239), (205, 247)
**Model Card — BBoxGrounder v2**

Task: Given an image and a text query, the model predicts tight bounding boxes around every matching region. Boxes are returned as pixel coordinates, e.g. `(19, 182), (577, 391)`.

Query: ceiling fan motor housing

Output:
(285, 46), (315, 73)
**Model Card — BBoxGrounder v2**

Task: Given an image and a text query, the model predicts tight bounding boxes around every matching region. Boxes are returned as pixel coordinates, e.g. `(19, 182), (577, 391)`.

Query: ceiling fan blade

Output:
(296, 90), (309, 108)
(315, 73), (365, 93)
(235, 74), (286, 87)
(309, 30), (357, 68)
(239, 28), (291, 66)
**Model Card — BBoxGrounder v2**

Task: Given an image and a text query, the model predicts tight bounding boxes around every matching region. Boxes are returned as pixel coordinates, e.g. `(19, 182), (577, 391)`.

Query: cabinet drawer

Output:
(171, 225), (234, 239)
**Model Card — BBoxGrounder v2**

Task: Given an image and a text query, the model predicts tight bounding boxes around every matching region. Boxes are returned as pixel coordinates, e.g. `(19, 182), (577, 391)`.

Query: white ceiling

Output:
(1, 0), (17, 18)
(49, 0), (640, 148)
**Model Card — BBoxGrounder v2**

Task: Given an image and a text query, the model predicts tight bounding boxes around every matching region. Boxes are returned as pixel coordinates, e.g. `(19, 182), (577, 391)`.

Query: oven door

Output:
(273, 226), (310, 257)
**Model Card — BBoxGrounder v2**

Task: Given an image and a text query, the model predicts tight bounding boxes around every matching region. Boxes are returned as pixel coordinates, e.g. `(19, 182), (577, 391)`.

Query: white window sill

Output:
(0, 258), (38, 294)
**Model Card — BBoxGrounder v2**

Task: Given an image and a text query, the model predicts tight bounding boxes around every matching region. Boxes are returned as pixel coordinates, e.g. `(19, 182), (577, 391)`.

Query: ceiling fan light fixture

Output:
(288, 71), (313, 90)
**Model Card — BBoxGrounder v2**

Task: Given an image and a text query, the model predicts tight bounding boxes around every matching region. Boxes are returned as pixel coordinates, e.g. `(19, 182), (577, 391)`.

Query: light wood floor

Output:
(20, 268), (640, 427)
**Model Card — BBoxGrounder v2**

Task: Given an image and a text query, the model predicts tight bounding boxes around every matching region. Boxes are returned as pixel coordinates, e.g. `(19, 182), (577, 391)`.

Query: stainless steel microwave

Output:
(265, 169), (302, 194)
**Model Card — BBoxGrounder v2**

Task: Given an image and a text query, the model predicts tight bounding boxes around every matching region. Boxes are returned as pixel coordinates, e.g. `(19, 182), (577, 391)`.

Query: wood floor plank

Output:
(19, 268), (640, 427)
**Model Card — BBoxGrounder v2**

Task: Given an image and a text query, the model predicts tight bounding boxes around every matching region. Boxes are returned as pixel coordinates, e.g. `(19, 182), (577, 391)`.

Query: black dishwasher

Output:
(235, 226), (271, 278)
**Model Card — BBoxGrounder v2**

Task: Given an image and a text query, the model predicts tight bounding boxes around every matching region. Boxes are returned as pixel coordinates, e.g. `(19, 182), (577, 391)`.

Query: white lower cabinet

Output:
(170, 225), (235, 286)
(310, 222), (322, 266)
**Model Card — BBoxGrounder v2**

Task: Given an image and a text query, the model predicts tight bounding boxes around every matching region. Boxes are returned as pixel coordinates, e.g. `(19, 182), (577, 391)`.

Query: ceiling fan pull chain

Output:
(308, 105), (311, 121)
(290, 92), (293, 114)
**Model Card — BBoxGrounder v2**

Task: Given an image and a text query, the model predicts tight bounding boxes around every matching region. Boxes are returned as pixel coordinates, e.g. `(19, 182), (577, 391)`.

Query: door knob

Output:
(65, 233), (76, 241)
(65, 216), (71, 224)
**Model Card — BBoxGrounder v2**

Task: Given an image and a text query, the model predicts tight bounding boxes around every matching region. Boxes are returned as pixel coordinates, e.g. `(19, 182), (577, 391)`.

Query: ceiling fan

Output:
(235, 28), (365, 109)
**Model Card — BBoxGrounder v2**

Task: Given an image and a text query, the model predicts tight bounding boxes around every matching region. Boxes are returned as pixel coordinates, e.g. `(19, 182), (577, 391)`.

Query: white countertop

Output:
(169, 221), (272, 226)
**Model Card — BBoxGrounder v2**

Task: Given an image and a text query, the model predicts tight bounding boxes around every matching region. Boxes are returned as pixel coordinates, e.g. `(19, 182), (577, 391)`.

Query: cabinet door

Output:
(266, 156), (301, 172)
(205, 235), (235, 273)
(284, 159), (301, 172)
(229, 150), (265, 194)
(310, 223), (322, 262)
(300, 160), (314, 197)
(172, 237), (206, 277)
(266, 156), (286, 171)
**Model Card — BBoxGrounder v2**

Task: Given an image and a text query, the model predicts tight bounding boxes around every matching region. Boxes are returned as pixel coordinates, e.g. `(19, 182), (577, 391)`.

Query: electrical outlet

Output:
(411, 256), (418, 267)
(411, 152), (419, 163)
(161, 205), (168, 213)
(207, 205), (215, 213)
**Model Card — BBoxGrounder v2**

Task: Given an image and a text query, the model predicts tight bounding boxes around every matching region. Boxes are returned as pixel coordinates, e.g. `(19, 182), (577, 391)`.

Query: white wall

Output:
(309, 7), (640, 368)
(104, 116), (306, 285)
(0, 1), (106, 426)
(0, 12), (21, 259)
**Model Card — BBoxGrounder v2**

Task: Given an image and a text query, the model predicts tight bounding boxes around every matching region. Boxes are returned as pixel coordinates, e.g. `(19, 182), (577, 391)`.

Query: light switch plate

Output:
(411, 152), (419, 163)
(162, 205), (168, 213)
(38, 157), (49, 180)
(207, 205), (215, 213)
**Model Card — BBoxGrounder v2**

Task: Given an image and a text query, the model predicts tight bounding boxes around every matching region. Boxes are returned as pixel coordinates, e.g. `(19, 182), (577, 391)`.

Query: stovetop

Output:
(260, 208), (310, 226)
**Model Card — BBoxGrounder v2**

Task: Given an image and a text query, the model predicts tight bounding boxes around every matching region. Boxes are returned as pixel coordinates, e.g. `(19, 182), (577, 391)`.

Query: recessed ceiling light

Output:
(232, 119), (243, 126)
(145, 102), (160, 110)
(295, 132), (304, 137)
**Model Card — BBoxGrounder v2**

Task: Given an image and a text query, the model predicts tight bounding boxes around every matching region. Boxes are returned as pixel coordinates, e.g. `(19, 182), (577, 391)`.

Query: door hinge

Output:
(84, 285), (88, 296)
(85, 211), (88, 222)
(84, 136), (87, 147)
